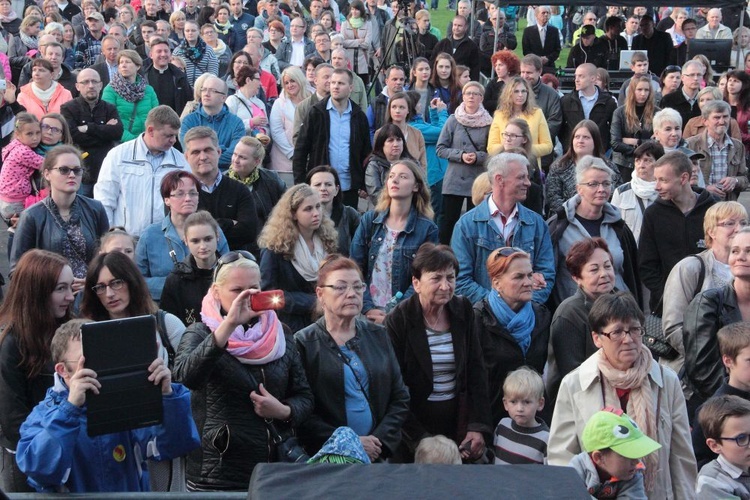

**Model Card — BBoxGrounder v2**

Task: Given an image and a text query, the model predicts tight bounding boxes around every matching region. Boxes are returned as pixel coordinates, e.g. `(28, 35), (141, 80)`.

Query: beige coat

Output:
(548, 352), (697, 500)
(686, 131), (748, 201)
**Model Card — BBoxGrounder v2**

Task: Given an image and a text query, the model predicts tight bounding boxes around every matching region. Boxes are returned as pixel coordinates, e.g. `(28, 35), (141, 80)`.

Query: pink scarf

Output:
(453, 102), (493, 128)
(200, 293), (286, 365)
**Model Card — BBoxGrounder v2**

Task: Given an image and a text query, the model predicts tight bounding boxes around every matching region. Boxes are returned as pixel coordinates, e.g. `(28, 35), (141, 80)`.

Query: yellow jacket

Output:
(487, 107), (553, 161)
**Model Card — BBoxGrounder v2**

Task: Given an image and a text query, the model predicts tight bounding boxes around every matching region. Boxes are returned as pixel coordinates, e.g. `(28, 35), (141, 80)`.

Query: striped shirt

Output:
(493, 417), (549, 465)
(425, 328), (456, 402)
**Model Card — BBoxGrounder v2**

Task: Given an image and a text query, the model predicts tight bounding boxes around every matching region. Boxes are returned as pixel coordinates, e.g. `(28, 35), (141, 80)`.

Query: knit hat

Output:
(582, 409), (662, 459)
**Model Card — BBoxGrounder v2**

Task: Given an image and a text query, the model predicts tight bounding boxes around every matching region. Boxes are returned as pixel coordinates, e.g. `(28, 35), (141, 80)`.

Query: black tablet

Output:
(81, 315), (163, 437)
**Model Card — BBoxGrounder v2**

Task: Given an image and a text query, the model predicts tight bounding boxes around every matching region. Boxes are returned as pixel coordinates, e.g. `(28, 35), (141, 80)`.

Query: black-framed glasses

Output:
(213, 250), (257, 281)
(51, 166), (83, 176)
(597, 326), (644, 342)
(720, 433), (750, 447)
(92, 278), (126, 295)
(579, 181), (613, 189)
(41, 124), (63, 134)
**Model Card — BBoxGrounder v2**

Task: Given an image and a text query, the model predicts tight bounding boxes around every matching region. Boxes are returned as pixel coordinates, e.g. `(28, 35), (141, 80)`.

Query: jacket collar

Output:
(372, 206), (419, 234)
(576, 350), (664, 393)
(472, 197), (535, 225)
(563, 194), (622, 224)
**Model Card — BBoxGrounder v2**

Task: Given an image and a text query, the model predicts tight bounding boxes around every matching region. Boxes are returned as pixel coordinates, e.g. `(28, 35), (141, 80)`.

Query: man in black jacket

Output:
(566, 24), (607, 69)
(432, 15), (481, 80)
(184, 127), (258, 254)
(293, 68), (371, 208)
(639, 151), (715, 311)
(632, 15), (674, 76)
(659, 60), (704, 130)
(559, 63), (617, 151)
(60, 68), (123, 198)
(143, 37), (192, 116)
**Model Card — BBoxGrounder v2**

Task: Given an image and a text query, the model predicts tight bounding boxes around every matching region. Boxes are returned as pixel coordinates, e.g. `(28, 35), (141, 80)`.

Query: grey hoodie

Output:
(569, 452), (647, 499)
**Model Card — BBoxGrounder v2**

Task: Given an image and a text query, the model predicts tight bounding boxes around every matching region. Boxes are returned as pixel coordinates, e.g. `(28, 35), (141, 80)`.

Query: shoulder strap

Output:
(155, 310), (175, 369)
(693, 255), (706, 297)
(635, 195), (646, 214)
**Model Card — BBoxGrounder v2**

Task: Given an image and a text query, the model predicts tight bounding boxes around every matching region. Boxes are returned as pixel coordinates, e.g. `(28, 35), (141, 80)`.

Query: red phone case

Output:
(251, 290), (285, 311)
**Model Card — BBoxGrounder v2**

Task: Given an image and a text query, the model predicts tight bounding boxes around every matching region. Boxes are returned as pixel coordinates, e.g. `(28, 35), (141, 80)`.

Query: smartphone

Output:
(0, 80), (6, 92)
(251, 290), (285, 311)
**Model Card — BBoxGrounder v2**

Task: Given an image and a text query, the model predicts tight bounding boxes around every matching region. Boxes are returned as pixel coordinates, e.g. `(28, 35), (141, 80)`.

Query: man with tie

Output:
(521, 6), (561, 74)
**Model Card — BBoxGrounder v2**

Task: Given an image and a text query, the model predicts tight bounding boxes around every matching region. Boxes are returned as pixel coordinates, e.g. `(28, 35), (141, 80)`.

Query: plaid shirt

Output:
(707, 132), (733, 184)
(74, 32), (103, 70)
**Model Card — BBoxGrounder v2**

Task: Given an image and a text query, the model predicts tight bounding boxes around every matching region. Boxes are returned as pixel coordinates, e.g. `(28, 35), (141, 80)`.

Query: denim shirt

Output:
(136, 215), (230, 301)
(350, 207), (439, 312)
(451, 198), (555, 305)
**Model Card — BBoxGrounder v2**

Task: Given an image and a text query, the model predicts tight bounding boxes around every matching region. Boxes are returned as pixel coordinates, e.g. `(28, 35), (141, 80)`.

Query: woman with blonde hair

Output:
(180, 72), (212, 119)
(351, 159), (437, 324)
(169, 10), (186, 43)
(487, 76), (552, 161)
(270, 66), (311, 185)
(259, 184), (339, 333)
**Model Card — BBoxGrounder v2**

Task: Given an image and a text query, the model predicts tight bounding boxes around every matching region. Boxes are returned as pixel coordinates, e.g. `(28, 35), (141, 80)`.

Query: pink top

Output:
(0, 139), (44, 203)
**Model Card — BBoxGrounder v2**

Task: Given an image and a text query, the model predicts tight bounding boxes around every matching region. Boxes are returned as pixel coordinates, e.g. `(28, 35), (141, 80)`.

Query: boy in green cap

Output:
(569, 408), (662, 499)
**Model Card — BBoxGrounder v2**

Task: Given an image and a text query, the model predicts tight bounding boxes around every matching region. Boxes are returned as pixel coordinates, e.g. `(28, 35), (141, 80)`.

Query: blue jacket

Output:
(350, 207), (438, 312)
(409, 107), (448, 187)
(136, 216), (229, 301)
(180, 104), (246, 169)
(451, 198), (555, 304)
(16, 378), (200, 493)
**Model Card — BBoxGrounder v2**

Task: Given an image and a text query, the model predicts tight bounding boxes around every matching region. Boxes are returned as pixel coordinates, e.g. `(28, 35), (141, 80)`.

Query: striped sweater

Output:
(493, 417), (549, 465)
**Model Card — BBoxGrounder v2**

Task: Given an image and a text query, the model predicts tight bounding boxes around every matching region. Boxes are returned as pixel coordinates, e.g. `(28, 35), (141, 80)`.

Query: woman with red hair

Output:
(483, 50), (519, 112)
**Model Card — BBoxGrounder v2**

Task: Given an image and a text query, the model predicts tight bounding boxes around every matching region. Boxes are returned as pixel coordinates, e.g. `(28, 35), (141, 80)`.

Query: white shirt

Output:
(290, 39), (305, 66)
(488, 196), (519, 244)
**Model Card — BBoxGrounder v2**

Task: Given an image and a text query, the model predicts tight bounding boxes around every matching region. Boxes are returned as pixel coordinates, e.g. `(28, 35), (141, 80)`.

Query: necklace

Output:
(422, 309), (443, 331)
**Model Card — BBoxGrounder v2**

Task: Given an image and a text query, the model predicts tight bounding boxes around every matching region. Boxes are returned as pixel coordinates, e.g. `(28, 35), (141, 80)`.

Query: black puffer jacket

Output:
(173, 323), (313, 491)
(160, 254), (216, 326)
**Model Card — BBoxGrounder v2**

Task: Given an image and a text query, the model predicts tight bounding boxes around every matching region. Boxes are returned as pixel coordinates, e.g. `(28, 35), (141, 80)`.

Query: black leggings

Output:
(440, 194), (474, 244)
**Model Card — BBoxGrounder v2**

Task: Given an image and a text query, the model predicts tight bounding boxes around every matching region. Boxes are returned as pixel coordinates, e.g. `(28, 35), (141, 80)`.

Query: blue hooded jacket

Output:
(180, 104), (246, 169)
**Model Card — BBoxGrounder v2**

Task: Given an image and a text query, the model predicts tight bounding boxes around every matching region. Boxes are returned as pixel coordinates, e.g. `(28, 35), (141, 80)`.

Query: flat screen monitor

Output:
(687, 39), (733, 68)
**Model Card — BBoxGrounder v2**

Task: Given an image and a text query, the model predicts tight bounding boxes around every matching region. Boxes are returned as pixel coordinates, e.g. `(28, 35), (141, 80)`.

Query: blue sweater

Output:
(180, 104), (246, 169)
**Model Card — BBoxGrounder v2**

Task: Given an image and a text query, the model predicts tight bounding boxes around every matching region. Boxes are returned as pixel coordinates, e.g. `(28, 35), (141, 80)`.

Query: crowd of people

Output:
(3, 0), (750, 497)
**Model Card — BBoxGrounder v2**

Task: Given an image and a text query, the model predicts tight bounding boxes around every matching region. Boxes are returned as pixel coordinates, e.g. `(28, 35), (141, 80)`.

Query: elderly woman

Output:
(435, 81), (492, 244)
(546, 120), (618, 215)
(0, 0), (21, 36)
(226, 65), (268, 137)
(173, 251), (314, 489)
(546, 238), (617, 405)
(385, 243), (491, 462)
(683, 228), (750, 404)
(474, 247), (551, 426)
(270, 67), (310, 187)
(136, 171), (229, 301)
(101, 50), (159, 142)
(732, 26), (750, 68)
(228, 136), (286, 228)
(547, 156), (641, 309)
(652, 107), (692, 155)
(306, 166), (360, 257)
(683, 87), (743, 140)
(548, 292), (697, 499)
(173, 20), (219, 87)
(16, 59), (73, 120)
(295, 254), (410, 461)
(483, 51), (519, 113)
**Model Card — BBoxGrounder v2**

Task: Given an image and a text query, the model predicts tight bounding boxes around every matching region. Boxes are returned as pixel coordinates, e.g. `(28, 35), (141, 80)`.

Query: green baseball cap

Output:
(582, 410), (662, 459)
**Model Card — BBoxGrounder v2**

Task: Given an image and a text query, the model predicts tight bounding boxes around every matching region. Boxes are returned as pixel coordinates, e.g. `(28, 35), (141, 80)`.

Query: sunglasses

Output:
(50, 166), (83, 176)
(213, 250), (257, 281)
(493, 247), (526, 259)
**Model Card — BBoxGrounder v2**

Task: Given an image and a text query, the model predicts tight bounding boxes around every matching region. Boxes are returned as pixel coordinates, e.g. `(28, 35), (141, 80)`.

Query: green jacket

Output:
(102, 80), (159, 142)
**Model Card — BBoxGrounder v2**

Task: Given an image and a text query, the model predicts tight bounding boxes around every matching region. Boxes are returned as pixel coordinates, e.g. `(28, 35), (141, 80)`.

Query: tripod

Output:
(366, 16), (418, 99)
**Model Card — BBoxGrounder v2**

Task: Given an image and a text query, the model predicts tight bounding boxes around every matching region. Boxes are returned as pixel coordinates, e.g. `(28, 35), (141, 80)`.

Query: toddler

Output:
(0, 113), (43, 223)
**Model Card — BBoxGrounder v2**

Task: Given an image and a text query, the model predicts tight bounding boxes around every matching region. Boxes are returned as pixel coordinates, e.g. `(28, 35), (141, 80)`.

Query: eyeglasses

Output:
(502, 132), (523, 140)
(41, 124), (63, 134)
(512, 89), (528, 94)
(92, 278), (126, 295)
(51, 166), (83, 176)
(579, 181), (613, 189)
(717, 219), (749, 228)
(77, 79), (101, 86)
(684, 73), (705, 79)
(597, 326), (644, 342)
(169, 190), (199, 198)
(213, 250), (257, 281)
(319, 283), (367, 295)
(201, 88), (226, 96)
(463, 91), (482, 97)
(720, 433), (750, 447)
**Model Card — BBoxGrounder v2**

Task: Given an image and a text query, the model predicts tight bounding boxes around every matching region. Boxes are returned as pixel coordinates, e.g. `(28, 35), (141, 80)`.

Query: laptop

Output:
(619, 50), (640, 70)
(81, 315), (163, 437)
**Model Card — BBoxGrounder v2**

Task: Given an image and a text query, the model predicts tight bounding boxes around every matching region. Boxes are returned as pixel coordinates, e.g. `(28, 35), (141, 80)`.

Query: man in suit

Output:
(90, 36), (120, 88)
(522, 6), (561, 74)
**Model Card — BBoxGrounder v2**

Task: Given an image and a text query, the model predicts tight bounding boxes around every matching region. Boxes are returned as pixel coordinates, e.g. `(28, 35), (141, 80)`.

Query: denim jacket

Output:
(350, 207), (438, 312)
(451, 198), (555, 305)
(136, 215), (229, 301)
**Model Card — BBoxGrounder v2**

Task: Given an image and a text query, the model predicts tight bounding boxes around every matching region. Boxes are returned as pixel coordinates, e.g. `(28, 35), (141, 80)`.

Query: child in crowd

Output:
(617, 51), (662, 105)
(15, 319), (200, 493)
(570, 409), (661, 499)
(415, 435), (462, 465)
(696, 395), (750, 499)
(455, 65), (471, 88)
(494, 367), (549, 465)
(693, 322), (750, 468)
(98, 227), (137, 259)
(0, 113), (43, 224)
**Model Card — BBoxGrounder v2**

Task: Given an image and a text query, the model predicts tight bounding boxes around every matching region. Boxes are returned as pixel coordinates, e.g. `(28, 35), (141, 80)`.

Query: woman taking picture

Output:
(487, 76), (552, 162)
(11, 145), (108, 282)
(340, 0), (372, 85)
(270, 67), (310, 187)
(0, 250), (74, 492)
(386, 243), (491, 461)
(16, 59), (73, 120)
(431, 53), (461, 113)
(173, 251), (313, 490)
(226, 65), (269, 137)
(306, 166), (360, 257)
(546, 120), (616, 215)
(136, 171), (229, 302)
(611, 76), (659, 183)
(435, 81), (492, 244)
(474, 247), (551, 425)
(258, 184), (339, 333)
(548, 156), (640, 308)
(483, 51), (519, 113)
(549, 292), (696, 499)
(101, 50), (159, 143)
(365, 124), (414, 205)
(351, 160), (438, 324)
(374, 91), (427, 169)
(295, 254), (409, 460)
(173, 20), (219, 87)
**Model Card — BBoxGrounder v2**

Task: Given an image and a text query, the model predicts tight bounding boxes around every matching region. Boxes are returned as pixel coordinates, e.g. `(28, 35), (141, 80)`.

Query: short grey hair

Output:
(701, 99), (731, 119)
(575, 156), (614, 184)
(698, 86), (723, 101)
(683, 59), (705, 75)
(487, 152), (529, 179)
(653, 108), (683, 131)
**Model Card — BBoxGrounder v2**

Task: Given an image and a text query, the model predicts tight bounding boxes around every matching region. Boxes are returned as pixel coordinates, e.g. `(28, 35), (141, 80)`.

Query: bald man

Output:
(559, 63), (617, 150)
(695, 8), (733, 39)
